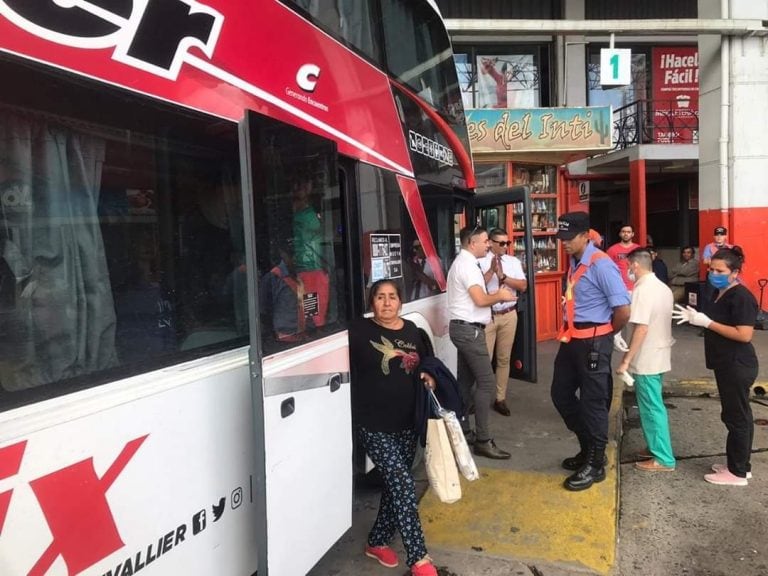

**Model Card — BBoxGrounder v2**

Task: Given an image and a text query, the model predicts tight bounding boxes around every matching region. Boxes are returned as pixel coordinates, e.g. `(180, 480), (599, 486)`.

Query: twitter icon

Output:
(212, 497), (225, 522)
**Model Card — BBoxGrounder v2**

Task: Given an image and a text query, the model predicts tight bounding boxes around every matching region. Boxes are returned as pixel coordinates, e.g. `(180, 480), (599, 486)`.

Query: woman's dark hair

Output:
(711, 246), (745, 272)
(367, 279), (403, 310)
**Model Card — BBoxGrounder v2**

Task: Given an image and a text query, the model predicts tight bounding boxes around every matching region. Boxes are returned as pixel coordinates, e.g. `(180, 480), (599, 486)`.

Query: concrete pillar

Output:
(698, 0), (768, 296)
(562, 0), (587, 106)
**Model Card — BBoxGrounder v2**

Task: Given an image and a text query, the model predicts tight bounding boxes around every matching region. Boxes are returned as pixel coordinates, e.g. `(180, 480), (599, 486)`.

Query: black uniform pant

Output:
(551, 334), (614, 451)
(714, 361), (758, 478)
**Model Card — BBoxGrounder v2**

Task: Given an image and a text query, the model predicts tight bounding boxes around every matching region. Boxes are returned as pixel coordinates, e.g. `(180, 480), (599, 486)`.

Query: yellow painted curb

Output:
(420, 464), (617, 574)
(419, 384), (623, 575)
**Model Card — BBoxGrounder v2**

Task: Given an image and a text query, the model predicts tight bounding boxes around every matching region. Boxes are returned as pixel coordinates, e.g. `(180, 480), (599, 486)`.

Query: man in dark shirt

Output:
(648, 247), (669, 285)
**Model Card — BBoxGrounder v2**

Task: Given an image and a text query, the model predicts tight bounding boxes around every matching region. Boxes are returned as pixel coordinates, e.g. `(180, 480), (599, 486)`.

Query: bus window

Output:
(358, 164), (445, 303)
(0, 57), (245, 410)
(283, 0), (381, 63)
(244, 113), (349, 356)
(380, 0), (460, 118)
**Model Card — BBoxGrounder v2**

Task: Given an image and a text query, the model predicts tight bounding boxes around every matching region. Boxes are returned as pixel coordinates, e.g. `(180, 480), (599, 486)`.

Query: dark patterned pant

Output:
(359, 428), (427, 567)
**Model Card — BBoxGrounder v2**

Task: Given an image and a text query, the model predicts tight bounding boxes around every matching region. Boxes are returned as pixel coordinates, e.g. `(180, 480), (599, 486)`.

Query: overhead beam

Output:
(444, 19), (768, 37)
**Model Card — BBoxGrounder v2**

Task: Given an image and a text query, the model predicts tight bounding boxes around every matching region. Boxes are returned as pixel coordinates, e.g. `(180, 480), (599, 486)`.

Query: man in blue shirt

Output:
(552, 212), (631, 491)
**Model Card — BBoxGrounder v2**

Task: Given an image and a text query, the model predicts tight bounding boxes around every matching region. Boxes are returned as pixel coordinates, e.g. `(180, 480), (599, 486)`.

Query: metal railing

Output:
(612, 99), (699, 149)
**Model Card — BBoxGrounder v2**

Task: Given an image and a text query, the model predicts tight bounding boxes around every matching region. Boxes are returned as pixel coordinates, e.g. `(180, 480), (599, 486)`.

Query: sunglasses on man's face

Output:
(492, 239), (511, 247)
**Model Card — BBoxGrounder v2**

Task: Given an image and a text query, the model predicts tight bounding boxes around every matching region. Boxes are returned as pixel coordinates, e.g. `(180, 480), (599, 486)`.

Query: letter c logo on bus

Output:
(0, 435), (148, 575)
(0, 0), (224, 80)
(296, 63), (321, 92)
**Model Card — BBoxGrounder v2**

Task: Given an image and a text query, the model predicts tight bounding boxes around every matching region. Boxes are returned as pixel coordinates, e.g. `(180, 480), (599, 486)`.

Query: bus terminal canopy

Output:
(466, 106), (613, 165)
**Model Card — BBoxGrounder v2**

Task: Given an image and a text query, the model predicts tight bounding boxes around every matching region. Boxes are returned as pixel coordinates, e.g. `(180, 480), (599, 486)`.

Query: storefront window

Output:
(588, 52), (648, 109)
(453, 47), (546, 109)
(475, 164), (507, 190)
(476, 54), (539, 109)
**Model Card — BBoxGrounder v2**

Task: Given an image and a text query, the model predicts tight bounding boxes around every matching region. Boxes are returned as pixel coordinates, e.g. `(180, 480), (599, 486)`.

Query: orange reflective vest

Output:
(557, 251), (614, 343)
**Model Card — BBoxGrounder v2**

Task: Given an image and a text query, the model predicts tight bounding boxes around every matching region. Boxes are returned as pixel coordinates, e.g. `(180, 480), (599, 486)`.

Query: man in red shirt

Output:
(607, 224), (639, 292)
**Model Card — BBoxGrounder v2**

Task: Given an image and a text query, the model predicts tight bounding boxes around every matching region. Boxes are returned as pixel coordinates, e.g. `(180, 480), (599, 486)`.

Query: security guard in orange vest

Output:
(552, 212), (631, 491)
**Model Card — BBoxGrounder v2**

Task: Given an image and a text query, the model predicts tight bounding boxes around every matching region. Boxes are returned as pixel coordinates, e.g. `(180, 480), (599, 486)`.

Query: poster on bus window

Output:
(370, 234), (402, 282)
(652, 47), (699, 144)
(475, 55), (539, 109)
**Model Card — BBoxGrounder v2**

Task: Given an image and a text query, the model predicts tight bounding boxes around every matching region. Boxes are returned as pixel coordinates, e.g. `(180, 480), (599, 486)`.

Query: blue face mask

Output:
(708, 271), (731, 290)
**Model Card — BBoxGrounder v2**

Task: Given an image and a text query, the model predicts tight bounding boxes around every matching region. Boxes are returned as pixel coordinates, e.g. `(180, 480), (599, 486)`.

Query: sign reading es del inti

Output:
(600, 48), (632, 86)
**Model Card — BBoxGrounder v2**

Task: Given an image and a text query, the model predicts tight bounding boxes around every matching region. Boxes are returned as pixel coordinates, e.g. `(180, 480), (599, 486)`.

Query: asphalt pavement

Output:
(308, 324), (768, 576)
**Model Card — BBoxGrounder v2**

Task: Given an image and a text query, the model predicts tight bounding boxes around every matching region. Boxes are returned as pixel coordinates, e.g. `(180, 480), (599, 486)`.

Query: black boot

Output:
(561, 436), (590, 471)
(564, 445), (606, 491)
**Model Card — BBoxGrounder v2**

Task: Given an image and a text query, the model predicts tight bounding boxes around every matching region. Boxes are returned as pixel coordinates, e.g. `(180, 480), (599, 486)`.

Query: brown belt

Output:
(492, 307), (517, 316)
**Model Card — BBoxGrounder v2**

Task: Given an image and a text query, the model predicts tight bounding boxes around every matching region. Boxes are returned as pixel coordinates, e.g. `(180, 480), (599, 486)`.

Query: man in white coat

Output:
(616, 247), (676, 472)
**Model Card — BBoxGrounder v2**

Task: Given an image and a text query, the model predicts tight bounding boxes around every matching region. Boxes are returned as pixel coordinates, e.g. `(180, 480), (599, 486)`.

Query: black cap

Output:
(556, 211), (590, 240)
(714, 226), (727, 235)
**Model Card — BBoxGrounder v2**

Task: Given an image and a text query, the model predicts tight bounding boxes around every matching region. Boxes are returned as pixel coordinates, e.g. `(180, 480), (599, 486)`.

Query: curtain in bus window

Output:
(0, 110), (117, 391)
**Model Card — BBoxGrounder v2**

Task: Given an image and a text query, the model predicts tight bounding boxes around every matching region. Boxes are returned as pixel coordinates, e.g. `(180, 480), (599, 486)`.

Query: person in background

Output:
(260, 239), (313, 343)
(479, 227), (527, 416)
(673, 246), (758, 486)
(617, 248), (676, 472)
(648, 246), (669, 285)
(291, 174), (323, 271)
(447, 225), (516, 460)
(409, 239), (439, 299)
(701, 226), (733, 269)
(607, 224), (640, 292)
(669, 246), (699, 304)
(349, 279), (438, 576)
(698, 227), (735, 336)
(552, 212), (631, 491)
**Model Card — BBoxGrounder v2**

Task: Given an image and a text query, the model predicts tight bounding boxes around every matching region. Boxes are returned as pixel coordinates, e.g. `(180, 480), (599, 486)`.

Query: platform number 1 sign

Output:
(600, 49), (632, 86)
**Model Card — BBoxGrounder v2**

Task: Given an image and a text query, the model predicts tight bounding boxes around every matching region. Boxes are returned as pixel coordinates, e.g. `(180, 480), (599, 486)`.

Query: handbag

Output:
(425, 418), (462, 504)
(430, 389), (480, 481)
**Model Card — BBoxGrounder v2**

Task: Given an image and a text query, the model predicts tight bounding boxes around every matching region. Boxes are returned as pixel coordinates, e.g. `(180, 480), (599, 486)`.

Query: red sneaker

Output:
(411, 558), (438, 576)
(364, 545), (399, 568)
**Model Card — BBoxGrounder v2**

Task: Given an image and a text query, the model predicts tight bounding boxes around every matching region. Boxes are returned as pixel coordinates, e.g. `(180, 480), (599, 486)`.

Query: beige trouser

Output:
(671, 285), (686, 304)
(485, 309), (518, 402)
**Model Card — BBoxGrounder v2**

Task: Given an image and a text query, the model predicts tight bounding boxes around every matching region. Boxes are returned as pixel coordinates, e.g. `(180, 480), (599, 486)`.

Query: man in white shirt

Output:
(447, 225), (516, 460)
(479, 228), (527, 417)
(616, 247), (676, 472)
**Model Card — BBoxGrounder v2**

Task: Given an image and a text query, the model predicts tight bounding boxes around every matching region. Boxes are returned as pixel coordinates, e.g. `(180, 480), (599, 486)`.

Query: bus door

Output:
(468, 186), (537, 383)
(239, 110), (353, 575)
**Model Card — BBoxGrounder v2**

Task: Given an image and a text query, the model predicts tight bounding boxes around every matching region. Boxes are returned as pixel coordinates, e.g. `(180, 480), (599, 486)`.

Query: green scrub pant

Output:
(632, 373), (676, 468)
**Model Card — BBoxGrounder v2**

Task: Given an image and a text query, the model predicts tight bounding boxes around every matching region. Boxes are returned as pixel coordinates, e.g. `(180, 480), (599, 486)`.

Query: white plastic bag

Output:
(425, 418), (462, 503)
(430, 390), (480, 481)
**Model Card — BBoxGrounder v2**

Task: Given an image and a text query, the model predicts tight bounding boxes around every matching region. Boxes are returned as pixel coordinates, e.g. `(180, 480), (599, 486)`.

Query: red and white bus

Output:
(0, 1), (479, 575)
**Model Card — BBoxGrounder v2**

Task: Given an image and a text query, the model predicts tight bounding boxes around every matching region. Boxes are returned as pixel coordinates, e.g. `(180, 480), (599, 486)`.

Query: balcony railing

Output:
(612, 99), (699, 149)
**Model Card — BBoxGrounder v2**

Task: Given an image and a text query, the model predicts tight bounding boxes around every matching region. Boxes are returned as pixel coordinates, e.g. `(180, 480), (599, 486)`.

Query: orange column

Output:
(629, 159), (647, 245)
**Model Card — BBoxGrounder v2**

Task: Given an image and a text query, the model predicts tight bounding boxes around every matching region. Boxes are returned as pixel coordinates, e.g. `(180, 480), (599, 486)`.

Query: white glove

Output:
(672, 304), (713, 328)
(617, 370), (635, 388)
(613, 333), (629, 353)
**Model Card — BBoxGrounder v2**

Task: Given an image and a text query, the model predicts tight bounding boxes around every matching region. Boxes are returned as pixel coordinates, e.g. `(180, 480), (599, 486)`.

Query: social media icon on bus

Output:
(231, 487), (243, 510)
(212, 497), (225, 522)
(192, 509), (207, 534)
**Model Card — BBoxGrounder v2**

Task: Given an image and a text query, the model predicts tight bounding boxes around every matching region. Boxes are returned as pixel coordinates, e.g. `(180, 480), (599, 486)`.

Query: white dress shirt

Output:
(447, 249), (491, 325)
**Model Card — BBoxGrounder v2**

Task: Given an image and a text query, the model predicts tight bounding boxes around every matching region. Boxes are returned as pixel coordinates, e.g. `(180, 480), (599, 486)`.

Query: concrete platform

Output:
(308, 325), (768, 576)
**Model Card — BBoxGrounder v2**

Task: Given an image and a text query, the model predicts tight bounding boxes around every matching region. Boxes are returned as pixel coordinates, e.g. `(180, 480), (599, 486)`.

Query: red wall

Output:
(699, 207), (768, 303)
